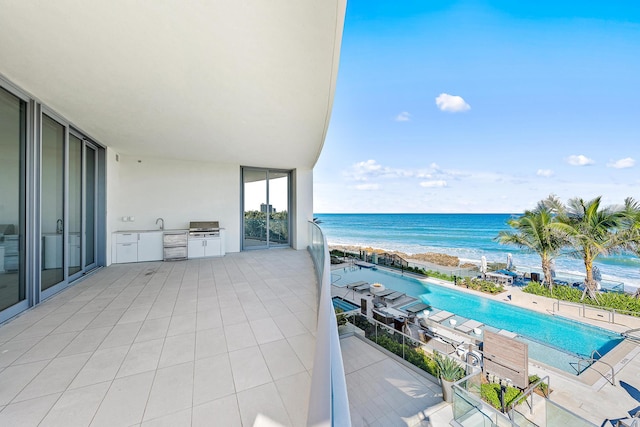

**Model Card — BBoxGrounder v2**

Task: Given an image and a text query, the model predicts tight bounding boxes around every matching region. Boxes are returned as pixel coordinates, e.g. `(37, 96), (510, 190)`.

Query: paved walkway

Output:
(0, 250), (317, 426)
(341, 335), (453, 427)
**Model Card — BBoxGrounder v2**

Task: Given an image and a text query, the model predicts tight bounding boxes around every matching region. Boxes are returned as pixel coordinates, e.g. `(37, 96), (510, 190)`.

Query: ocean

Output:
(314, 213), (640, 291)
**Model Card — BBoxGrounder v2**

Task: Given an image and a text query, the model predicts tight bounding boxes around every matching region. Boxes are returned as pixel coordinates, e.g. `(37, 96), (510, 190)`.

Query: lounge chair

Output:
(346, 281), (368, 290)
(353, 283), (372, 292)
(406, 302), (430, 314)
(373, 289), (394, 298)
(384, 291), (404, 302)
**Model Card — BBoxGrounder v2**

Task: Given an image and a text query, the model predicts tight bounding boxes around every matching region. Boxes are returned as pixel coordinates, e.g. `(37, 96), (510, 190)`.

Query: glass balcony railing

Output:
(307, 221), (351, 427)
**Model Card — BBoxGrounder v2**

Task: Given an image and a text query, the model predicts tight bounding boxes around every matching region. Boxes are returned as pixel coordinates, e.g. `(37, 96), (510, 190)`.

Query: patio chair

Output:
(384, 291), (405, 302)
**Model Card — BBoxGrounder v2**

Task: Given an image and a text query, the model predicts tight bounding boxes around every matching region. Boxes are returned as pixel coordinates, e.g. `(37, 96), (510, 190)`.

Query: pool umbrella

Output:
(506, 253), (513, 271)
(480, 256), (487, 275)
(593, 265), (602, 290)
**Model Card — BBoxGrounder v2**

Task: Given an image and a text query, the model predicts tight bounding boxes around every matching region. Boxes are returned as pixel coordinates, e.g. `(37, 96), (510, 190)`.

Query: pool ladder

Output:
(575, 349), (615, 386)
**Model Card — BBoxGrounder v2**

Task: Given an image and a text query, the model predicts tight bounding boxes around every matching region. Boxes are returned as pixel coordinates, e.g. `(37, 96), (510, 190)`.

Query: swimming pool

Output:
(332, 296), (360, 312)
(333, 267), (622, 373)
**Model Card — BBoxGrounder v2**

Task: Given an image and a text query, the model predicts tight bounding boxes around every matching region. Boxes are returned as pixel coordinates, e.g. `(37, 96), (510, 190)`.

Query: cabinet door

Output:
(188, 239), (205, 258)
(116, 243), (138, 263)
(138, 232), (163, 262)
(204, 238), (222, 257)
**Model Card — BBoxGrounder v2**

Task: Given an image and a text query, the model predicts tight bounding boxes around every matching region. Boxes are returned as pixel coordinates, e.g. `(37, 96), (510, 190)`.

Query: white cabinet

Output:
(112, 231), (163, 264)
(115, 242), (138, 263)
(138, 232), (163, 262)
(188, 236), (223, 258)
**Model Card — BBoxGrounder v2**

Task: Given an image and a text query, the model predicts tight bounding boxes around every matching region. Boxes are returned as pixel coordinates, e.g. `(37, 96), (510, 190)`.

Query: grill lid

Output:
(189, 221), (219, 231)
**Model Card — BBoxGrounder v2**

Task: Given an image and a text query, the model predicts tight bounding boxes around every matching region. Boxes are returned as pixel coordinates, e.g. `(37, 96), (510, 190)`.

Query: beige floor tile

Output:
(39, 382), (111, 427)
(0, 392), (60, 427)
(272, 313), (307, 338)
(195, 327), (227, 360)
(250, 318), (285, 345)
(236, 382), (291, 427)
(99, 321), (142, 349)
(58, 326), (111, 357)
(143, 361), (194, 421)
(0, 360), (48, 405)
(117, 339), (163, 378)
(91, 370), (155, 427)
(0, 336), (40, 368)
(224, 322), (257, 352)
(260, 339), (306, 380)
(69, 345), (129, 389)
(134, 317), (171, 343)
(14, 352), (91, 402)
(275, 371), (311, 426)
(228, 346), (272, 392)
(286, 333), (316, 370)
(195, 308), (223, 331)
(140, 408), (191, 427)
(158, 333), (195, 368)
(192, 394), (242, 427)
(193, 353), (235, 405)
(167, 313), (197, 337)
(17, 331), (79, 364)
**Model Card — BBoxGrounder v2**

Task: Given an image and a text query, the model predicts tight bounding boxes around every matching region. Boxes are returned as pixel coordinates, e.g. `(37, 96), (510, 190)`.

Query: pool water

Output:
(333, 267), (622, 373)
(332, 296), (360, 312)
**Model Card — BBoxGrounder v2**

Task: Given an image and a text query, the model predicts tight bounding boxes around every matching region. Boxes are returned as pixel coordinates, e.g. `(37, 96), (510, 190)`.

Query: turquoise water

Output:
(333, 267), (622, 372)
(332, 296), (360, 312)
(316, 213), (640, 289)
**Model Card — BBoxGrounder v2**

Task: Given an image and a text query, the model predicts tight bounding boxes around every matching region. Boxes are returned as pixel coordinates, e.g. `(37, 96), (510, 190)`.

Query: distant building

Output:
(260, 203), (276, 213)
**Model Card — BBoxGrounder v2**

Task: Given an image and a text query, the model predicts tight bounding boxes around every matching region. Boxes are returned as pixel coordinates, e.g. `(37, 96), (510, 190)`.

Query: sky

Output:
(314, 0), (640, 213)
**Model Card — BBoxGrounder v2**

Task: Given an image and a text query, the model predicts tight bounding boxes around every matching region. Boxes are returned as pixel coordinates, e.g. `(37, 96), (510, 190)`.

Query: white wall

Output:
(106, 154), (241, 261)
(294, 168), (314, 250)
(105, 153), (314, 263)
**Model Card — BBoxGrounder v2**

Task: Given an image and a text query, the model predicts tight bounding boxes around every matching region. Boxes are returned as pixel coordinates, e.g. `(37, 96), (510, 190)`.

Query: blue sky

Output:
(314, 1), (640, 213)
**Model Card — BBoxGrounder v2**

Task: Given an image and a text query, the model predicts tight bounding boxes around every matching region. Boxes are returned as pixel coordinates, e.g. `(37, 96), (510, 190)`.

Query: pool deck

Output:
(331, 263), (640, 425)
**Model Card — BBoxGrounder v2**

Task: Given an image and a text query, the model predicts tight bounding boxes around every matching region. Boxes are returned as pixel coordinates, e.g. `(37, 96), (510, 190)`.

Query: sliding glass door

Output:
(41, 115), (65, 290)
(0, 87), (26, 314)
(242, 168), (290, 249)
(41, 115), (99, 294)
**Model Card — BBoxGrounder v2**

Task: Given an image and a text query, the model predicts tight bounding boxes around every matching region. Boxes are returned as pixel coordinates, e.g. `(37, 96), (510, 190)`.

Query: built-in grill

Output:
(189, 221), (220, 238)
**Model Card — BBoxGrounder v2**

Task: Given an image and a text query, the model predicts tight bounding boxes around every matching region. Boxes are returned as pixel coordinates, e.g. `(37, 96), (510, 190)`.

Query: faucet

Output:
(156, 217), (164, 230)
(56, 219), (63, 234)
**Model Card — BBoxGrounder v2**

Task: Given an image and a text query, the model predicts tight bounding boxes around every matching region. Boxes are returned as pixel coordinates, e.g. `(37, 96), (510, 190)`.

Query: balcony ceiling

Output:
(0, 1), (345, 168)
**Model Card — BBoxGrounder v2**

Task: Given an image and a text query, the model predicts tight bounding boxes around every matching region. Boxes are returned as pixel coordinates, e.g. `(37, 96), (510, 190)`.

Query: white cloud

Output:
(355, 183), (380, 191)
(435, 93), (470, 113)
(395, 111), (411, 122)
(420, 180), (448, 188)
(607, 157), (635, 169)
(537, 169), (554, 177)
(567, 154), (595, 166)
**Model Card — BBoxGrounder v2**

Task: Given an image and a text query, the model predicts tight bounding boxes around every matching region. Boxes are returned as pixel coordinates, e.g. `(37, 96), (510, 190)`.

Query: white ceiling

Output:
(0, 1), (346, 169)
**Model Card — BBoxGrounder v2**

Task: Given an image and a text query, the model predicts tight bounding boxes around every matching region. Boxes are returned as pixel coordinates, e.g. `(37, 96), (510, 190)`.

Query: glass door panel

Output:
(268, 172), (289, 246)
(0, 88), (26, 312)
(243, 169), (268, 248)
(41, 115), (65, 290)
(68, 134), (82, 277)
(84, 144), (96, 268)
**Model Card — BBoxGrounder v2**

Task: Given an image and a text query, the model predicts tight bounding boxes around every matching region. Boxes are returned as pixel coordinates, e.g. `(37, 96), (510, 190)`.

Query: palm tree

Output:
(549, 196), (625, 301)
(618, 198), (640, 293)
(496, 203), (568, 291)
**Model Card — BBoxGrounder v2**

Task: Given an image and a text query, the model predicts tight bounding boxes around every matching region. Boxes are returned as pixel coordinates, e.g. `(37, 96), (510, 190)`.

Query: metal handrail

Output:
(507, 375), (550, 416)
(552, 298), (640, 322)
(577, 357), (616, 386)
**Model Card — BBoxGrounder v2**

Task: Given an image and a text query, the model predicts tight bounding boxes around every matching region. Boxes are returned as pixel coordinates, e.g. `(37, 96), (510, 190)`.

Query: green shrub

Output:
(458, 277), (504, 295)
(523, 282), (640, 316)
(481, 383), (524, 410)
(433, 351), (465, 381)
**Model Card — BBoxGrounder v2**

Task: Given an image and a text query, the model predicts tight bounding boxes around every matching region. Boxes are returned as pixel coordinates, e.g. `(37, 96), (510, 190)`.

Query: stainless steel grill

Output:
(189, 221), (220, 237)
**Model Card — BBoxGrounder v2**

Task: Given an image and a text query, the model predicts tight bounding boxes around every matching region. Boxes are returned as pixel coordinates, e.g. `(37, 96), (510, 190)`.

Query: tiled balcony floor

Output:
(341, 336), (452, 427)
(0, 250), (318, 426)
